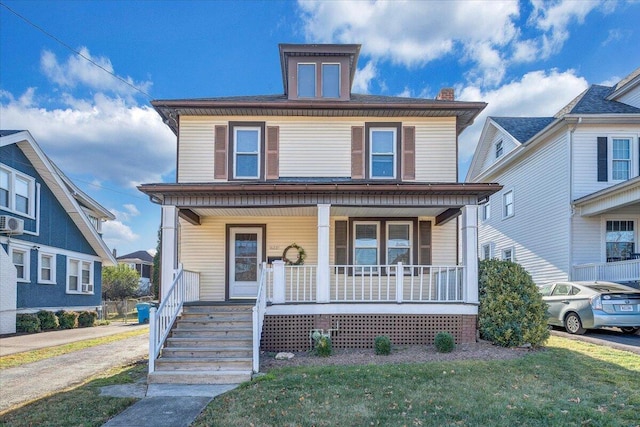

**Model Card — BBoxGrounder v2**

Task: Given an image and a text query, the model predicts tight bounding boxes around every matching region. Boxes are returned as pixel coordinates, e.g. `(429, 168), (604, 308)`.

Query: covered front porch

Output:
(571, 177), (640, 286)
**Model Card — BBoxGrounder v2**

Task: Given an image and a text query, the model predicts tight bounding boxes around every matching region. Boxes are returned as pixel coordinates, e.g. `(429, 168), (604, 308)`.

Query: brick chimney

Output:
(436, 88), (454, 101)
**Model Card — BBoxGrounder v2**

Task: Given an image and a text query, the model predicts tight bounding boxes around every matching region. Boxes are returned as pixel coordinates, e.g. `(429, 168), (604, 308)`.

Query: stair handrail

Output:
(148, 265), (199, 374)
(252, 262), (269, 373)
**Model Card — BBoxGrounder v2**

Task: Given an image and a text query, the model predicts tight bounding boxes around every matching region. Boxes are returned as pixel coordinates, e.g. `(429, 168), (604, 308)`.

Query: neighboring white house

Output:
(116, 250), (154, 295)
(467, 67), (640, 287)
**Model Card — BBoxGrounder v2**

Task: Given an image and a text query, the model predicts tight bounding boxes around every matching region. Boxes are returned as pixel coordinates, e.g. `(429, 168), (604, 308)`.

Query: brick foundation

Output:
(261, 314), (477, 352)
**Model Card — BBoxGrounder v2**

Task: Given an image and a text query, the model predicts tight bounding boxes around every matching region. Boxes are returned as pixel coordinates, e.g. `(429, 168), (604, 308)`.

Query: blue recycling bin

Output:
(136, 303), (151, 324)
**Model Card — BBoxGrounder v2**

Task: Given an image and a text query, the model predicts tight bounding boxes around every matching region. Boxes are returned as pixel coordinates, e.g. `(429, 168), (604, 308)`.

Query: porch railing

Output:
(148, 265), (200, 374)
(572, 258), (640, 283)
(252, 262), (268, 373)
(266, 262), (465, 303)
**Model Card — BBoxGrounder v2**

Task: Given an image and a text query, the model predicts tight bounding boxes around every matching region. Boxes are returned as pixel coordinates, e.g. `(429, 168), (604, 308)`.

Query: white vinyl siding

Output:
(177, 116), (459, 183)
(617, 86), (640, 109)
(477, 133), (570, 285)
(571, 125), (640, 200)
(479, 129), (519, 173)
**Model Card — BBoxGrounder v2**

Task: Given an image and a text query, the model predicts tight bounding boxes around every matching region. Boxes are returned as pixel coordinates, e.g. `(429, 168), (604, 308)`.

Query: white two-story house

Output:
(139, 44), (500, 384)
(467, 67), (640, 288)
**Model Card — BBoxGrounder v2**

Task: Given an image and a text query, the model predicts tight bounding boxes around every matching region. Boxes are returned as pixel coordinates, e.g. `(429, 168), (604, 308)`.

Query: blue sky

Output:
(1, 0), (639, 256)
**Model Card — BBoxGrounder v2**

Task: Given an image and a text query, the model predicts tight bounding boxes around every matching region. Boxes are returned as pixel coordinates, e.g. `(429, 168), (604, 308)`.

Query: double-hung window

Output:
(482, 244), (491, 260)
(611, 138), (631, 181)
(67, 259), (93, 294)
(297, 63), (316, 98)
(39, 253), (56, 284)
(495, 140), (503, 158)
(233, 127), (261, 179)
(370, 128), (397, 179)
(11, 248), (29, 282)
(606, 220), (635, 261)
(0, 165), (36, 217)
(502, 248), (514, 262)
(354, 222), (379, 273)
(503, 190), (514, 218)
(353, 221), (415, 274)
(482, 202), (491, 221)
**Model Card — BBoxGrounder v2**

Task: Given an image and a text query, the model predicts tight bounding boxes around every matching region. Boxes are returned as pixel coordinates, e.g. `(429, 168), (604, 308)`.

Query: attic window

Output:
(495, 140), (504, 158)
(322, 63), (340, 98)
(295, 61), (342, 99)
(297, 63), (316, 98)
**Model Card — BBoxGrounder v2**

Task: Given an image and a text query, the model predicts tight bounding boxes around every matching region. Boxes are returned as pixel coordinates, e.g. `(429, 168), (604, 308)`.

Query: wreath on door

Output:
(282, 243), (306, 265)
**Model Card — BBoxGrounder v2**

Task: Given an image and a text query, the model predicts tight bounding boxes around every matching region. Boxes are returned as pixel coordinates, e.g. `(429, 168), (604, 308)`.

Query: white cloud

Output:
(102, 220), (139, 252)
(458, 69), (589, 167)
(0, 88), (175, 188)
(110, 204), (142, 222)
(40, 47), (152, 100)
(352, 61), (378, 94)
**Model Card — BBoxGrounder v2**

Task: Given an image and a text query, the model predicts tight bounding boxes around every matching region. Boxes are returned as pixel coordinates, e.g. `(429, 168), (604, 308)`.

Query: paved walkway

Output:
(0, 323), (149, 413)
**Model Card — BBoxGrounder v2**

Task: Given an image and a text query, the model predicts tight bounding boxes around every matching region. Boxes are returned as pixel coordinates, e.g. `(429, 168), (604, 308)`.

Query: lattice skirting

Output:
(260, 314), (477, 352)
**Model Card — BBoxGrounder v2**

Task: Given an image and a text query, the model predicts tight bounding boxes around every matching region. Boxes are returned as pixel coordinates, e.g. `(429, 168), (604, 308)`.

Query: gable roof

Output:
(0, 130), (116, 265)
(117, 250), (153, 263)
(555, 85), (640, 117)
(491, 117), (555, 144)
(608, 66), (640, 100)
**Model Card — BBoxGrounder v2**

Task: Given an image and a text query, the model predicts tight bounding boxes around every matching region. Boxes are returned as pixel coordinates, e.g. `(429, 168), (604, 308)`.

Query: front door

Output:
(229, 227), (263, 299)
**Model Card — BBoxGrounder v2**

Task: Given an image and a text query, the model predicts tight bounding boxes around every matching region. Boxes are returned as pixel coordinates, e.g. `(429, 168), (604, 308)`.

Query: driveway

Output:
(0, 329), (148, 413)
(551, 327), (640, 355)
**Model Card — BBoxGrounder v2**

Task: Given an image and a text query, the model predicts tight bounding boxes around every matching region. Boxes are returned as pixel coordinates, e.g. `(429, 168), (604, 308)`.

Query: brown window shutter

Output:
(266, 126), (279, 180)
(402, 126), (416, 180)
(419, 220), (432, 265)
(351, 126), (365, 179)
(334, 220), (348, 271)
(214, 125), (228, 179)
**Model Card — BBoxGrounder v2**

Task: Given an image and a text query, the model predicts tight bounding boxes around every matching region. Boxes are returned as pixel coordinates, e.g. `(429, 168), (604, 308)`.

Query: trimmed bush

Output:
(312, 332), (332, 357)
(36, 310), (59, 330)
(77, 311), (98, 328)
(434, 332), (455, 353)
(56, 310), (78, 330)
(16, 313), (41, 333)
(479, 259), (549, 348)
(374, 335), (392, 355)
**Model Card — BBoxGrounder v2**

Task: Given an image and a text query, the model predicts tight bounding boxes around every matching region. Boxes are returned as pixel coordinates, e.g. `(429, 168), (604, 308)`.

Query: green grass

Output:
(0, 361), (147, 426)
(0, 328), (148, 369)
(194, 336), (640, 427)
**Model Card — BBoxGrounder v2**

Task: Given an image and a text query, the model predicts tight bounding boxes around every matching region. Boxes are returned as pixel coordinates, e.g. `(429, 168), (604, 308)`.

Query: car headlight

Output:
(590, 295), (602, 310)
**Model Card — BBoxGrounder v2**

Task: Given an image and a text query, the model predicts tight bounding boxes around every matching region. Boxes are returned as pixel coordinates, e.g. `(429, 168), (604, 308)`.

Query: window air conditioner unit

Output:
(0, 215), (25, 235)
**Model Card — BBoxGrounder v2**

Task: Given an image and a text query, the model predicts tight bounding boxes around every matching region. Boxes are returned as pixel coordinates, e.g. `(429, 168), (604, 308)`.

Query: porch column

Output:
(316, 204), (331, 303)
(461, 205), (479, 304)
(160, 205), (178, 301)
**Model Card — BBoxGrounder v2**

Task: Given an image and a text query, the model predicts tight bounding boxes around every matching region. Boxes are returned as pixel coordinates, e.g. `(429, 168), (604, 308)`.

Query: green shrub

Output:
(16, 313), (41, 333)
(374, 335), (392, 355)
(56, 310), (78, 330)
(478, 259), (550, 348)
(434, 332), (455, 353)
(312, 332), (332, 357)
(36, 310), (59, 330)
(77, 311), (98, 328)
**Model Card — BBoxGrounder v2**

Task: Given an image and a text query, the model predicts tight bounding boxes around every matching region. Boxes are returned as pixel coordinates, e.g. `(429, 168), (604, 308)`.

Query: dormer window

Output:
(297, 63), (316, 98)
(322, 63), (340, 98)
(495, 140), (503, 158)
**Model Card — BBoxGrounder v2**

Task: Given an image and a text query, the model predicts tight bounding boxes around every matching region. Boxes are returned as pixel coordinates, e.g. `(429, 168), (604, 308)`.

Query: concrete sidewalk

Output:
(0, 321), (148, 356)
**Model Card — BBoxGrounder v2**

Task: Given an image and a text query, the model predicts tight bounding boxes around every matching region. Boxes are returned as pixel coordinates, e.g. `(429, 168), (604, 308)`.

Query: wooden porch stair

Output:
(148, 303), (254, 385)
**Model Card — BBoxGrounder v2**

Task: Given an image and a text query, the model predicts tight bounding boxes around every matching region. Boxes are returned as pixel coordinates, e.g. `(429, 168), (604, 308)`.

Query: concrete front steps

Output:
(148, 302), (255, 385)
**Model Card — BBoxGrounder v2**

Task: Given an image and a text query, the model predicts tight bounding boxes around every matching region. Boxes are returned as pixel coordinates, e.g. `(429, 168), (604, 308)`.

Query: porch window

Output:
(354, 222), (379, 271)
(297, 63), (316, 98)
(387, 223), (412, 265)
(233, 127), (261, 179)
(611, 138), (631, 181)
(11, 248), (29, 282)
(370, 128), (397, 179)
(606, 220), (635, 261)
(67, 259), (93, 294)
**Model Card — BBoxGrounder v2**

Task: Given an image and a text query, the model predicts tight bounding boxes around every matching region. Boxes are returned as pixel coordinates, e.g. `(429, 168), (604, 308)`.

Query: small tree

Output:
(102, 264), (140, 316)
(478, 259), (549, 348)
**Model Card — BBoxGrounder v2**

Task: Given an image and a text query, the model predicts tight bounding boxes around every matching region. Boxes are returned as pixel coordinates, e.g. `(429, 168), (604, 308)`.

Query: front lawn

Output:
(194, 336), (639, 426)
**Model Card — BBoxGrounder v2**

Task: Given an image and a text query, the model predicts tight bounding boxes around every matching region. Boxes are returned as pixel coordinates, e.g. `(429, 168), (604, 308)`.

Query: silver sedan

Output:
(538, 281), (640, 335)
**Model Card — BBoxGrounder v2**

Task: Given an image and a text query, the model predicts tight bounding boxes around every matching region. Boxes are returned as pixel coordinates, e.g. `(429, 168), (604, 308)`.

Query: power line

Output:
(0, 1), (153, 100)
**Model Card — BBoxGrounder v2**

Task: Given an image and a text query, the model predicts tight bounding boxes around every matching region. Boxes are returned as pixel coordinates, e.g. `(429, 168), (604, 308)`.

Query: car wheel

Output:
(564, 312), (586, 335)
(620, 327), (640, 334)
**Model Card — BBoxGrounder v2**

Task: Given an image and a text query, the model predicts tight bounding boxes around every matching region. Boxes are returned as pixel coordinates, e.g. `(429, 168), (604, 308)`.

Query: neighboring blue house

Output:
(0, 130), (116, 334)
